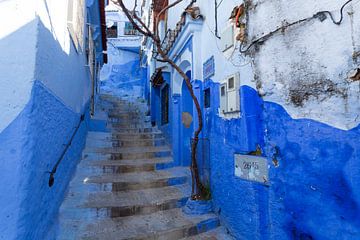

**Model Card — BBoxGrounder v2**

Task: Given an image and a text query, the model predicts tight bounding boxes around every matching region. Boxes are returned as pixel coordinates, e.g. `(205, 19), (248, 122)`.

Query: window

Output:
(204, 88), (211, 108)
(228, 77), (235, 89)
(161, 84), (169, 125)
(124, 22), (138, 35)
(221, 85), (226, 96)
(106, 23), (118, 38)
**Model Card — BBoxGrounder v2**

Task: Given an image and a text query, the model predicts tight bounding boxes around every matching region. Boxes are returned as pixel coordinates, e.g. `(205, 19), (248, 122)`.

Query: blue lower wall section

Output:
(152, 77), (360, 239)
(0, 81), (89, 240)
(208, 84), (360, 239)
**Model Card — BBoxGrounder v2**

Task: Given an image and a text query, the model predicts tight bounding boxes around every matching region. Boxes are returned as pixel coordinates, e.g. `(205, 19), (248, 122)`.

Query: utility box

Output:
(221, 24), (234, 52)
(226, 73), (240, 113)
(219, 73), (240, 115)
(219, 83), (228, 114)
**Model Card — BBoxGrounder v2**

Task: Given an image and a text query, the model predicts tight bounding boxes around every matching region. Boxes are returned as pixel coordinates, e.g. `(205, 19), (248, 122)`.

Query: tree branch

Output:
(113, 0), (207, 200)
(113, 0), (152, 37)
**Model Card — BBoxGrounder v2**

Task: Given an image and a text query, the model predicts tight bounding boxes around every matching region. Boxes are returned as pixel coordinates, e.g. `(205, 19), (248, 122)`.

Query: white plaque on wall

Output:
(234, 154), (269, 185)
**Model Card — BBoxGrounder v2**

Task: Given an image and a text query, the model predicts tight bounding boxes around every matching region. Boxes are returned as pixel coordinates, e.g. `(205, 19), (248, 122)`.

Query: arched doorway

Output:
(180, 70), (193, 166)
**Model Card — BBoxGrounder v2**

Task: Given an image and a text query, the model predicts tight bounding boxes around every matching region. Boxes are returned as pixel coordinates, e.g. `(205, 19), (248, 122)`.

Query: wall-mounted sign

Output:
(234, 154), (269, 185)
(203, 56), (215, 80)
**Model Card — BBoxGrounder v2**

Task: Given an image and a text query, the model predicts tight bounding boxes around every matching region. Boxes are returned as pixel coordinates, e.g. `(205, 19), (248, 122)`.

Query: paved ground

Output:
(56, 94), (233, 239)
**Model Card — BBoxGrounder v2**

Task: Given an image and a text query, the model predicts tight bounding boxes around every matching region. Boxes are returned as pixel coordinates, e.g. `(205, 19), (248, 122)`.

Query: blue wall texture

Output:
(151, 76), (360, 239)
(204, 82), (360, 239)
(0, 82), (89, 240)
(102, 59), (147, 98)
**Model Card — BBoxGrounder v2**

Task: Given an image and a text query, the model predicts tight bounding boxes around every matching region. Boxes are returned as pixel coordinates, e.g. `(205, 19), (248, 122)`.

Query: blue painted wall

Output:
(102, 59), (147, 98)
(151, 73), (360, 239)
(199, 80), (360, 239)
(0, 81), (89, 240)
(0, 2), (105, 238)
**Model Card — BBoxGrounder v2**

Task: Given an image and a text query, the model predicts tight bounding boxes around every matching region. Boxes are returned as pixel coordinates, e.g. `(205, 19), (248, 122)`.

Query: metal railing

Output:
(47, 114), (85, 187)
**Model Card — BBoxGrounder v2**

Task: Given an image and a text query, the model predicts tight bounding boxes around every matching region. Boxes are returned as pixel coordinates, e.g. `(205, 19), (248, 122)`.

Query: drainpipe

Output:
(214, 0), (221, 39)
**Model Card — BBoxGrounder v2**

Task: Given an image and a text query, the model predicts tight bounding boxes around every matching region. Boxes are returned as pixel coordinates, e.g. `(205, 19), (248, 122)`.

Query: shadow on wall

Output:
(0, 19), (90, 240)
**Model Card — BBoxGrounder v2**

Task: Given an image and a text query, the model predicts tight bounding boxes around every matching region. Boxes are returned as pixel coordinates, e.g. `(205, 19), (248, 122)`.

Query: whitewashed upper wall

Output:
(0, 0), (94, 132)
(35, 0), (91, 114)
(246, 0), (360, 130)
(162, 0), (360, 129)
(0, 0), (38, 132)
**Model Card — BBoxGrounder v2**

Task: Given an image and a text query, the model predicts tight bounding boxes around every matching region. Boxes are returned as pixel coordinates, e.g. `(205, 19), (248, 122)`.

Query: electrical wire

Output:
(240, 0), (354, 54)
(316, 0), (353, 25)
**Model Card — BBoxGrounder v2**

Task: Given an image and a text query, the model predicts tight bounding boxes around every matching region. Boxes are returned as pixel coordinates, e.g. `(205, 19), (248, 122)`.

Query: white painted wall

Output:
(35, 0), (91, 113)
(0, 0), (94, 132)
(247, 0), (360, 130)
(154, 0), (360, 129)
(0, 0), (38, 132)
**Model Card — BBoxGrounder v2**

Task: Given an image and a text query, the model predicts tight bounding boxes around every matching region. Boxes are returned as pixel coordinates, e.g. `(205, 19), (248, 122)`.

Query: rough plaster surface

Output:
(101, 59), (147, 98)
(0, 1), (37, 132)
(0, 81), (88, 240)
(0, 1), (100, 238)
(247, 0), (360, 130)
(204, 82), (360, 239)
(146, 1), (360, 238)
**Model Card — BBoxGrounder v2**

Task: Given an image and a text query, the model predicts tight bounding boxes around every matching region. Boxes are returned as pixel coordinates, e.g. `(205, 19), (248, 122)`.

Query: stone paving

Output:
(56, 94), (233, 239)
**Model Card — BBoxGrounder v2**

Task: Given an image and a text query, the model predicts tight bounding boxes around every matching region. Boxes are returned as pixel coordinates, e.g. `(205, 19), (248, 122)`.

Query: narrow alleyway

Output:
(56, 94), (232, 239)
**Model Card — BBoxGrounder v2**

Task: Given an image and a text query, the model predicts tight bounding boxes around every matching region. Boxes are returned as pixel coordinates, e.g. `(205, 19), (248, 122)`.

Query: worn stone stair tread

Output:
(180, 226), (234, 240)
(57, 96), (225, 239)
(83, 157), (174, 166)
(62, 184), (190, 208)
(105, 126), (157, 130)
(83, 146), (171, 154)
(83, 184), (189, 208)
(58, 208), (219, 240)
(86, 137), (165, 143)
(83, 167), (189, 184)
(82, 153), (172, 162)
(88, 131), (162, 136)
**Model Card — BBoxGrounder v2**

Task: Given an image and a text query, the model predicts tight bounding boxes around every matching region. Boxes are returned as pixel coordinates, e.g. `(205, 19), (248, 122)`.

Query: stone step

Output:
(85, 138), (166, 148)
(83, 151), (172, 161)
(57, 208), (219, 240)
(180, 226), (234, 240)
(62, 184), (190, 219)
(105, 122), (152, 128)
(78, 157), (174, 174)
(107, 115), (149, 120)
(71, 167), (189, 192)
(104, 126), (158, 133)
(87, 131), (163, 140)
(83, 146), (171, 154)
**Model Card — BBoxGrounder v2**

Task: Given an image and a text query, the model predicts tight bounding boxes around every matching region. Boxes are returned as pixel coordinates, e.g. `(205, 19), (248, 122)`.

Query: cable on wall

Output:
(239, 0), (354, 54)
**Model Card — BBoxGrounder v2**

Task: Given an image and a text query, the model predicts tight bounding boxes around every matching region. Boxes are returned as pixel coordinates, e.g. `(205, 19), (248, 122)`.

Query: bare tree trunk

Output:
(114, 0), (207, 199)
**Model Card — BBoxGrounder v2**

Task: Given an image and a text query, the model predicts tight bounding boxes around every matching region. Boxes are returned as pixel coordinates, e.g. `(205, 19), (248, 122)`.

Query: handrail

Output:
(48, 114), (85, 187)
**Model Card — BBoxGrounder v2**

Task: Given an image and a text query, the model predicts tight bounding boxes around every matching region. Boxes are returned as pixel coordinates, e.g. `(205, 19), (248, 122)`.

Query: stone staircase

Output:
(56, 94), (232, 240)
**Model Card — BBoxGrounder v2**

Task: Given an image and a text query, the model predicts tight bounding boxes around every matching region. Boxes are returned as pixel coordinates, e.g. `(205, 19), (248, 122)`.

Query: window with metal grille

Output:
(106, 23), (118, 38)
(161, 84), (169, 125)
(124, 22), (138, 35)
(204, 88), (211, 108)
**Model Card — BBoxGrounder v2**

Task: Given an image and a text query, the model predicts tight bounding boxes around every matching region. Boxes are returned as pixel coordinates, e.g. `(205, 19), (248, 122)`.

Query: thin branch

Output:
(133, 0), (138, 12)
(113, 0), (152, 37)
(133, 12), (153, 37)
